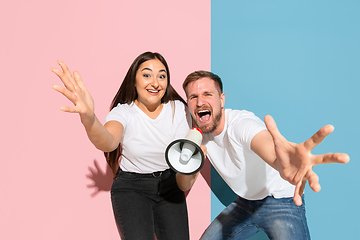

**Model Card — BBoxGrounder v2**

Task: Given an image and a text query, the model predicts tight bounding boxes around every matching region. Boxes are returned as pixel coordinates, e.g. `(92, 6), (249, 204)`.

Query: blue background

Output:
(210, 1), (360, 239)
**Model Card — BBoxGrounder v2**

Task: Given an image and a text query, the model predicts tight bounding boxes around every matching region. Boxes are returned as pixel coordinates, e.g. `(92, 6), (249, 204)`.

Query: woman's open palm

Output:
(51, 61), (95, 124)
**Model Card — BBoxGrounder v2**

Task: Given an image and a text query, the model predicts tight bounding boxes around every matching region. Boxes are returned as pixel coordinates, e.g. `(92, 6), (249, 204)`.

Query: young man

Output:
(181, 71), (349, 240)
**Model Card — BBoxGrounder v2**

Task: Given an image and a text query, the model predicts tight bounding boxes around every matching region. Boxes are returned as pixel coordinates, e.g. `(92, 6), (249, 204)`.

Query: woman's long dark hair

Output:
(104, 52), (186, 175)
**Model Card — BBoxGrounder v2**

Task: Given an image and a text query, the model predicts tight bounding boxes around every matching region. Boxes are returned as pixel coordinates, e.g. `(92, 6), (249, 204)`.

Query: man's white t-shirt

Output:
(105, 100), (191, 173)
(203, 109), (295, 200)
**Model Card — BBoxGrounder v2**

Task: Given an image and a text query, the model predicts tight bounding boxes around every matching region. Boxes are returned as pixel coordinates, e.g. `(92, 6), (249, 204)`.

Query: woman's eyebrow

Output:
(140, 68), (167, 74)
(140, 67), (153, 72)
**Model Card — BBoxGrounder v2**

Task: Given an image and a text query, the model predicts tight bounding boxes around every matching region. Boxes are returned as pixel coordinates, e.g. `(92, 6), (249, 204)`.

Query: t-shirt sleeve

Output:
(231, 111), (266, 150)
(104, 103), (128, 128)
(173, 101), (191, 139)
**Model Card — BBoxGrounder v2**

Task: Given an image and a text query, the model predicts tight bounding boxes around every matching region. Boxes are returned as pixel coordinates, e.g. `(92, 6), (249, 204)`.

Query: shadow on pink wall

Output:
(86, 159), (114, 197)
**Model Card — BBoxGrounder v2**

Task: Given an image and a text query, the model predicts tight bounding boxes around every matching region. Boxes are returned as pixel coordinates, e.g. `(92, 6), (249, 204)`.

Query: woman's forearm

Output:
(176, 172), (200, 192)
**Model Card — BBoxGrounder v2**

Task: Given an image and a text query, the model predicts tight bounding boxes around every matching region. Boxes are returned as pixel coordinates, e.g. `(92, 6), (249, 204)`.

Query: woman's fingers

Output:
(58, 61), (76, 85)
(51, 61), (96, 117)
(51, 61), (79, 92)
(51, 68), (75, 92)
(51, 84), (78, 104)
(73, 70), (89, 93)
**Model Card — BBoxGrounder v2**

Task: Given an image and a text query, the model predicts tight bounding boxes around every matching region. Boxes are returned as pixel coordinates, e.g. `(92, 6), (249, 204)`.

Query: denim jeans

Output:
(111, 168), (189, 240)
(201, 195), (310, 240)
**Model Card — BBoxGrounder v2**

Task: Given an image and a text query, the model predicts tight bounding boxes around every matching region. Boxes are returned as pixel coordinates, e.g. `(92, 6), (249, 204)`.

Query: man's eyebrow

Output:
(200, 90), (214, 95)
(188, 90), (214, 98)
(187, 93), (197, 98)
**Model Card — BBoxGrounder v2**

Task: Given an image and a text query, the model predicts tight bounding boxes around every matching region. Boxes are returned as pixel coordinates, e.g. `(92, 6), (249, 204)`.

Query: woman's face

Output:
(135, 58), (168, 109)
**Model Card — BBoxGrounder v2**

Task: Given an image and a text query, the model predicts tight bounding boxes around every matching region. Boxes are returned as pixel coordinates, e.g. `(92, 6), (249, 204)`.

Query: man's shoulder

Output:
(226, 109), (258, 121)
(225, 109), (265, 135)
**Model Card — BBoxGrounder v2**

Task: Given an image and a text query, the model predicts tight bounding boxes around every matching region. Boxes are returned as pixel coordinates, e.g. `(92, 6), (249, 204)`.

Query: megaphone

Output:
(165, 127), (205, 175)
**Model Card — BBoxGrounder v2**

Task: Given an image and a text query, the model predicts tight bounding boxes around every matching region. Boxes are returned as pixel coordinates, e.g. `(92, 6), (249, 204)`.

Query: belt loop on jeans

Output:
(152, 171), (163, 178)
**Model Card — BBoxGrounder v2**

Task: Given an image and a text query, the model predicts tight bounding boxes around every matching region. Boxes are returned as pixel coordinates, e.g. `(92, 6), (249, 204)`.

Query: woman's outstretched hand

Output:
(51, 61), (95, 126)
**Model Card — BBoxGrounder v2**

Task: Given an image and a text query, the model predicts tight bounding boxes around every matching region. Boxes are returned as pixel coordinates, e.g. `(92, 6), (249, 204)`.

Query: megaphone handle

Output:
(179, 141), (199, 155)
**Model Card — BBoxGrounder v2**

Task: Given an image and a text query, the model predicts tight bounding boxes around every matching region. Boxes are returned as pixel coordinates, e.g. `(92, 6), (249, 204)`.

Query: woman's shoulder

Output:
(167, 100), (187, 112)
(169, 99), (186, 107)
(107, 102), (135, 118)
(111, 102), (135, 111)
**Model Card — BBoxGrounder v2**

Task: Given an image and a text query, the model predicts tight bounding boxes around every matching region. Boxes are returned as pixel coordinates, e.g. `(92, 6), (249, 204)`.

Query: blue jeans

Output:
(201, 195), (310, 240)
(111, 168), (189, 240)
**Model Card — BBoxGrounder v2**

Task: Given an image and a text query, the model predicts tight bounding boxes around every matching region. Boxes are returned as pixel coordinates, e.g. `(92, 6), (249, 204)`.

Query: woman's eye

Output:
(143, 74), (150, 78)
(159, 74), (166, 79)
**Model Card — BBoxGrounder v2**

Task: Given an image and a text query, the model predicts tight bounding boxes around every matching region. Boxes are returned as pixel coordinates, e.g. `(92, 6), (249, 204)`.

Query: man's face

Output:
(185, 77), (225, 135)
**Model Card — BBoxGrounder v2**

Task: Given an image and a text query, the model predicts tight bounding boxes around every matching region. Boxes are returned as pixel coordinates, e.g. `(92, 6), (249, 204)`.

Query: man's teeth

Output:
(198, 110), (210, 115)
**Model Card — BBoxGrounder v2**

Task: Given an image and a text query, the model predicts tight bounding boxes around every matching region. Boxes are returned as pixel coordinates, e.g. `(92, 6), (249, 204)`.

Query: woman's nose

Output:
(151, 77), (159, 88)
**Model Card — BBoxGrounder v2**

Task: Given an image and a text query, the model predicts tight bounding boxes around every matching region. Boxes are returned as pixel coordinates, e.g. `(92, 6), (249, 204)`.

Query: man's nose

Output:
(196, 95), (205, 106)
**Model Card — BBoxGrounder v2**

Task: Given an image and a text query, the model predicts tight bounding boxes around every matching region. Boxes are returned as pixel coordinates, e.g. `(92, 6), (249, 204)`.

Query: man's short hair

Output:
(183, 71), (223, 95)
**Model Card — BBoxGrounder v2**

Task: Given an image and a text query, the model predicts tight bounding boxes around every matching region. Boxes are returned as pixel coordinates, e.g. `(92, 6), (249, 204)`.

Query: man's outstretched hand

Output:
(264, 115), (350, 206)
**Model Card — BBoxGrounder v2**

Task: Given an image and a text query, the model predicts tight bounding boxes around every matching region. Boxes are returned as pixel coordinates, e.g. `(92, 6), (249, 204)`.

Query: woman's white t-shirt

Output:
(105, 100), (191, 173)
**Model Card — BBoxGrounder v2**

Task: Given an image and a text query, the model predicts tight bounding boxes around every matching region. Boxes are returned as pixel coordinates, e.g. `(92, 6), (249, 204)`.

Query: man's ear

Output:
(221, 93), (225, 108)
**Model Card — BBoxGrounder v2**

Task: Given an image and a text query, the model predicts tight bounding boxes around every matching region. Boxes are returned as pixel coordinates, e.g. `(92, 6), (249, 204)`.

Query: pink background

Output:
(0, 0), (211, 239)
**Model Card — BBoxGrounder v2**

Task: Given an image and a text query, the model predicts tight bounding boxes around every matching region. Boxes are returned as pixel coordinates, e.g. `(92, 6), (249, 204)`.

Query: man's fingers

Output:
(293, 178), (307, 206)
(321, 152), (350, 164)
(306, 170), (321, 193)
(303, 125), (334, 151)
(293, 181), (303, 206)
(299, 178), (307, 196)
(310, 152), (350, 167)
(264, 115), (286, 142)
(200, 145), (207, 156)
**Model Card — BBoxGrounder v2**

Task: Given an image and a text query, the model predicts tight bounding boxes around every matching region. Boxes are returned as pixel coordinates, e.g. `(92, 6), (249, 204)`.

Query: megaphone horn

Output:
(165, 127), (205, 175)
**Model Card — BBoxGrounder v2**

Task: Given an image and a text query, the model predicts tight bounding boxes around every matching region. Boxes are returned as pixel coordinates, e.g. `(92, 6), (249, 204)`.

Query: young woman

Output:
(51, 52), (201, 240)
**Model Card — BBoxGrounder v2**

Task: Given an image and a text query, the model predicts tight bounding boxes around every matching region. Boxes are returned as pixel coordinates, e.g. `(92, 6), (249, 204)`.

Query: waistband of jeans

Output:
(117, 168), (172, 178)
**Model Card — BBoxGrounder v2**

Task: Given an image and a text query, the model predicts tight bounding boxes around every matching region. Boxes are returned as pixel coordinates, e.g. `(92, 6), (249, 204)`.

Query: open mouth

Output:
(197, 109), (211, 123)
